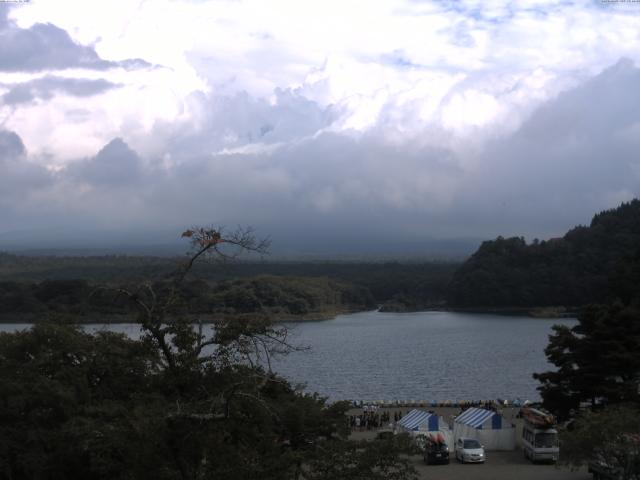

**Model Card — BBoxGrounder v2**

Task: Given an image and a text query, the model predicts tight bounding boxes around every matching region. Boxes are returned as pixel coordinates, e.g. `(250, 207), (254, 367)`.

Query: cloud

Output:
(4, 0), (640, 163)
(466, 58), (640, 229)
(43, 58), (640, 247)
(67, 137), (144, 187)
(0, 128), (25, 157)
(0, 5), (9, 29)
(0, 14), (151, 72)
(1, 57), (639, 252)
(1, 2), (640, 254)
(2, 75), (121, 105)
(0, 129), (52, 216)
(147, 89), (338, 160)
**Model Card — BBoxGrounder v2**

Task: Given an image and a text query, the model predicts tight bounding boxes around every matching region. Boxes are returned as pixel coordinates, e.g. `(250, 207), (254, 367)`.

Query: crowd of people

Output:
(348, 406), (397, 431)
(350, 398), (525, 409)
(349, 407), (427, 431)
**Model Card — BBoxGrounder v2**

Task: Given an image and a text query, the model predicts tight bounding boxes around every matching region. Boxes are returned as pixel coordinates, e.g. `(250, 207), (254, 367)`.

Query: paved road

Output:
(411, 450), (591, 480)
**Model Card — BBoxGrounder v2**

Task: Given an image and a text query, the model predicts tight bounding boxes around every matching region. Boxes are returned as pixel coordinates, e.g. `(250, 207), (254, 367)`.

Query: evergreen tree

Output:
(534, 302), (640, 419)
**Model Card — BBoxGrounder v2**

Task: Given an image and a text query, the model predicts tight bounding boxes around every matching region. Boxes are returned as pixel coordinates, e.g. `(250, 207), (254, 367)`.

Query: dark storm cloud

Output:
(0, 129), (25, 158)
(0, 136), (150, 241)
(71, 129), (465, 252)
(0, 129), (52, 203)
(0, 13), (151, 72)
(2, 75), (121, 105)
(453, 58), (640, 237)
(67, 138), (145, 186)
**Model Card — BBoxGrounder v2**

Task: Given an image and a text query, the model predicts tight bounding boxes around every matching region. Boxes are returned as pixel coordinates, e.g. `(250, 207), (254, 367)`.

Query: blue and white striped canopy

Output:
(454, 408), (496, 429)
(397, 409), (438, 431)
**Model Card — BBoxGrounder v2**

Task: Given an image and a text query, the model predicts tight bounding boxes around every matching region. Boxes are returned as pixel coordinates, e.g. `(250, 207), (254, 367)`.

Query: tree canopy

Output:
(533, 302), (640, 420)
(559, 405), (640, 479)
(448, 199), (640, 308)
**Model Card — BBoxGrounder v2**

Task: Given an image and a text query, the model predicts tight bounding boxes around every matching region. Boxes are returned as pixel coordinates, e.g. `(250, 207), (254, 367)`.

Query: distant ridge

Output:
(0, 227), (480, 260)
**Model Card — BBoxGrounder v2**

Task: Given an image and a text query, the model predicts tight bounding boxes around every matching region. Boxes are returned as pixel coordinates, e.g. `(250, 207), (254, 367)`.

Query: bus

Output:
(521, 407), (559, 463)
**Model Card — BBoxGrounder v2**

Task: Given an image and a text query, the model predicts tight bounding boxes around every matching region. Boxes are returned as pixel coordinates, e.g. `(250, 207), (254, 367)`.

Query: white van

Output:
(522, 422), (559, 463)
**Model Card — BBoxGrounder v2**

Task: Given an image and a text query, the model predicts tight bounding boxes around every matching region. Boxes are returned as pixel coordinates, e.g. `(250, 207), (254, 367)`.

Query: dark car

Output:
(423, 437), (450, 465)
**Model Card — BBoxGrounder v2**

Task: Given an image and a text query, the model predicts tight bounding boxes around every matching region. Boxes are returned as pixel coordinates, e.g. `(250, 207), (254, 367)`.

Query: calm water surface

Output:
(275, 310), (576, 402)
(0, 311), (575, 402)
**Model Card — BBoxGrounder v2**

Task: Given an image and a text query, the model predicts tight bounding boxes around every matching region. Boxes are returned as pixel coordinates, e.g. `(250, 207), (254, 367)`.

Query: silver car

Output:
(455, 438), (485, 464)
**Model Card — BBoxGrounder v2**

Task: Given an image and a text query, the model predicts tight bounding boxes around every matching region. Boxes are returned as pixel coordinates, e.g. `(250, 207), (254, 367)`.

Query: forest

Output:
(0, 256), (458, 321)
(0, 276), (375, 323)
(447, 200), (640, 309)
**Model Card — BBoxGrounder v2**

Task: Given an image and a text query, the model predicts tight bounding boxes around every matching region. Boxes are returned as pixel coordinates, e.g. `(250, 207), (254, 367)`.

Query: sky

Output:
(1, 0), (640, 256)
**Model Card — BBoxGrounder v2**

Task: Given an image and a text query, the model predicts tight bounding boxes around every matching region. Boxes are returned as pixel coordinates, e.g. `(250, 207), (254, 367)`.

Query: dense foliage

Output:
(0, 324), (162, 479)
(0, 275), (375, 322)
(206, 275), (375, 318)
(0, 322), (416, 480)
(448, 200), (640, 307)
(534, 302), (640, 420)
(559, 405), (640, 479)
(0, 254), (458, 312)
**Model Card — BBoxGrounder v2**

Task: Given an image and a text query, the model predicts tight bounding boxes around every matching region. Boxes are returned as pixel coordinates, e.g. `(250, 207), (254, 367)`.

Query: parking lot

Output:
(348, 406), (592, 480)
(410, 450), (590, 480)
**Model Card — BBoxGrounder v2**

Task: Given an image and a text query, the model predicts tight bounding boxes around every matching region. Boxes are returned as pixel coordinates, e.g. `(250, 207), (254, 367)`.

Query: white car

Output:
(455, 438), (485, 464)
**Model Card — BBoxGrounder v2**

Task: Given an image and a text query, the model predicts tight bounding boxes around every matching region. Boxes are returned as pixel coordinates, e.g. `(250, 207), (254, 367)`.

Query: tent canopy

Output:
(455, 407), (502, 429)
(397, 409), (447, 431)
(453, 407), (515, 450)
(397, 409), (453, 450)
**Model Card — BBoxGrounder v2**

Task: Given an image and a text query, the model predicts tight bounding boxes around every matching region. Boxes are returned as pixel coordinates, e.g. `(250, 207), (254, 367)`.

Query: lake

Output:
(0, 310), (576, 403)
(276, 310), (576, 403)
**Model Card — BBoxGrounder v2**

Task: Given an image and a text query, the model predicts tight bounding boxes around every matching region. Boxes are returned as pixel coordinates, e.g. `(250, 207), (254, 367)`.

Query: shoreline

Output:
(380, 305), (579, 318)
(0, 305), (578, 324)
(0, 307), (374, 325)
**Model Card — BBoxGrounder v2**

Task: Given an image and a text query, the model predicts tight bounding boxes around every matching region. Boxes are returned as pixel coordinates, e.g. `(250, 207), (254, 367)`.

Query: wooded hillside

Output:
(447, 200), (640, 307)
